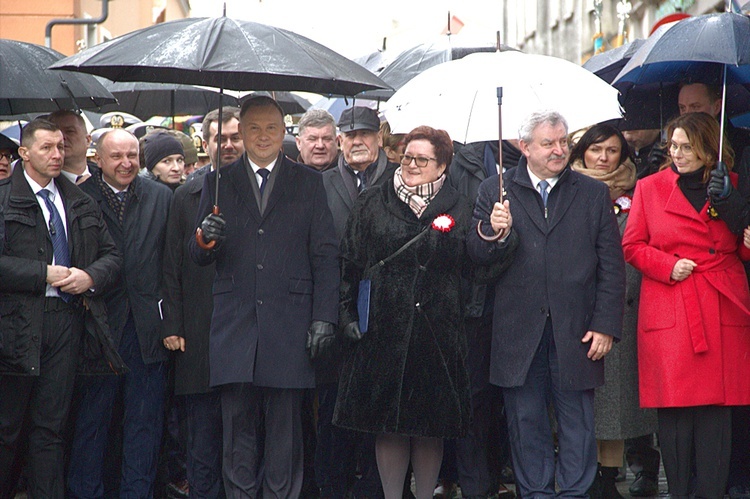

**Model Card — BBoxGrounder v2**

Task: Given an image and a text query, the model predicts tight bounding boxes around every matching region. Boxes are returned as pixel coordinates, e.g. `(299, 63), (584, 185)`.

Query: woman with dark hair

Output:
(622, 112), (750, 498)
(568, 124), (658, 497)
(334, 126), (515, 499)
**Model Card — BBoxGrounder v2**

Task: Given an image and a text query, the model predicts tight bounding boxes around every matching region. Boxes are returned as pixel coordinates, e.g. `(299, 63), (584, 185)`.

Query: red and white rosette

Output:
(614, 195), (632, 214)
(431, 214), (455, 233)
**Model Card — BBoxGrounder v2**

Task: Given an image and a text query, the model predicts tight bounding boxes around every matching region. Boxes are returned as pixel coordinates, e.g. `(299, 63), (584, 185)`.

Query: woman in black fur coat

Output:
(333, 126), (515, 499)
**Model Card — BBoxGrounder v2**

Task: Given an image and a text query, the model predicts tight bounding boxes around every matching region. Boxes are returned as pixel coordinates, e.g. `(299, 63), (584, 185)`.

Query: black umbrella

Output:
(50, 16), (390, 249)
(0, 39), (115, 116)
(242, 91), (311, 116)
(360, 34), (515, 99)
(49, 17), (389, 95)
(582, 39), (646, 84)
(97, 78), (240, 118)
(613, 13), (750, 132)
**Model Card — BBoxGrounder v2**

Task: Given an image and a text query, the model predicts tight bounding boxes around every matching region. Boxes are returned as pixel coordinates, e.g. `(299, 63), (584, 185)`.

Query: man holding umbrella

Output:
(190, 95), (339, 497)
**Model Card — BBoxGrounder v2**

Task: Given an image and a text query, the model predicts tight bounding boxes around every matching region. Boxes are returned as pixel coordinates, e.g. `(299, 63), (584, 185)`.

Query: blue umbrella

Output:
(582, 38), (646, 84)
(613, 12), (750, 135)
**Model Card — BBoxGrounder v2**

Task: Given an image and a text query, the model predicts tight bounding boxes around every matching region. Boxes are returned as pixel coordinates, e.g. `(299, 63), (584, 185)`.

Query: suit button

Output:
(540, 307), (546, 314)
(709, 248), (716, 254)
(257, 264), (263, 270)
(257, 299), (263, 306)
(32, 335), (39, 342)
(38, 248), (44, 254)
(258, 229), (264, 235)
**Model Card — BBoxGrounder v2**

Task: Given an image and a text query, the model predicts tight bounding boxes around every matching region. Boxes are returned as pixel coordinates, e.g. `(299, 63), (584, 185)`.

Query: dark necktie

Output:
(257, 168), (270, 196)
(38, 189), (72, 302)
(538, 179), (549, 207)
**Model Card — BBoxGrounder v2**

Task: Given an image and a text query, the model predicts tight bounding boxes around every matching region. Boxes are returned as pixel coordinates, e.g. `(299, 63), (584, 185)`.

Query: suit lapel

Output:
(508, 165), (548, 233)
(224, 160), (262, 223)
(262, 157), (289, 219)
(546, 170), (578, 233)
(331, 170), (354, 210)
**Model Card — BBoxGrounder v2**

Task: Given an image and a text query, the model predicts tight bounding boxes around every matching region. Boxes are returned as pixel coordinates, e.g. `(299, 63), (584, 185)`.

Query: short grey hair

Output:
(518, 110), (568, 143)
(298, 109), (336, 136)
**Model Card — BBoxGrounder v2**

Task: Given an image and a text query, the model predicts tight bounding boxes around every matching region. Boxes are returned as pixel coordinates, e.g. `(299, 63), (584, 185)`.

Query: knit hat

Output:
(143, 133), (184, 171)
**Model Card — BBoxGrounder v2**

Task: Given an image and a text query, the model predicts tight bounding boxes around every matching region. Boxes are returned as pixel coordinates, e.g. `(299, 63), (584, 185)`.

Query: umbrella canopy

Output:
(241, 91), (312, 116)
(311, 96), (379, 122)
(582, 39), (646, 84)
(0, 39), (115, 116)
(98, 79), (239, 118)
(353, 50), (389, 75)
(49, 17), (390, 96)
(360, 34), (510, 99)
(384, 51), (622, 143)
(613, 13), (750, 129)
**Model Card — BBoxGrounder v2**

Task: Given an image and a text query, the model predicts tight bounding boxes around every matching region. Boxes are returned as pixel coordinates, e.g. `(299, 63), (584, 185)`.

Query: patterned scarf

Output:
(93, 169), (129, 225)
(393, 166), (446, 217)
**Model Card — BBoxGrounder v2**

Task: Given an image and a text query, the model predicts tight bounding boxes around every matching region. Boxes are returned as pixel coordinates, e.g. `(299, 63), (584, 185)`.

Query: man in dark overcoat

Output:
(161, 106), (243, 496)
(0, 119), (121, 497)
(467, 110), (625, 497)
(190, 95), (339, 497)
(317, 106), (397, 498)
(68, 128), (173, 496)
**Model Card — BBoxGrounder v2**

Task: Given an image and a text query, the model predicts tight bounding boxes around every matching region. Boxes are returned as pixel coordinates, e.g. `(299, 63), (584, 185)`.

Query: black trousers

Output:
(221, 384), (304, 498)
(658, 406), (732, 499)
(0, 301), (82, 499)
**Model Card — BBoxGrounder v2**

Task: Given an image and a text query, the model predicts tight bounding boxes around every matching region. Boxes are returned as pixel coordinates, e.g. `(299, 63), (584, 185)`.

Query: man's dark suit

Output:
(190, 153), (339, 496)
(0, 165), (121, 497)
(467, 163), (625, 496)
(68, 172), (172, 496)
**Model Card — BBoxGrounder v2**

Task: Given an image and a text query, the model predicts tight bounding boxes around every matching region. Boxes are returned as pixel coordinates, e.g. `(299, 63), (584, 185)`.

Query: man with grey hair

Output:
(295, 108), (339, 171)
(468, 110), (625, 497)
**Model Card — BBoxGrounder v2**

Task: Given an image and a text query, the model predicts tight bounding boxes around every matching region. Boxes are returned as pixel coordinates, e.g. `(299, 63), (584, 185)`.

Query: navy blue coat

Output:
(81, 171), (172, 365)
(190, 154), (339, 389)
(467, 164), (625, 391)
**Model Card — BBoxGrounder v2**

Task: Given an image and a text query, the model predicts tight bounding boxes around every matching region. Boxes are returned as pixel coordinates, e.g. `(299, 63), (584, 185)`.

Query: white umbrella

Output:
(384, 51), (622, 143)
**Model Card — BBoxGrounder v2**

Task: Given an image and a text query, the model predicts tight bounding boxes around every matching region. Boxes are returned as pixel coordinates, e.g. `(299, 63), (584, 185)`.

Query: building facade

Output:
(499, 0), (731, 64)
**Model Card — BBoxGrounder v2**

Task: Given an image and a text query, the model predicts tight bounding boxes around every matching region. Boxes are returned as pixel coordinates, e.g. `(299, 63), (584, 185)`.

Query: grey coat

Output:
(594, 206), (657, 439)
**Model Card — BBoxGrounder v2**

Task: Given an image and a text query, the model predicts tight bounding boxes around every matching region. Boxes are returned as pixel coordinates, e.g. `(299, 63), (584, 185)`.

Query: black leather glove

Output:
(341, 321), (363, 343)
(708, 161), (732, 201)
(306, 321), (335, 360)
(646, 145), (667, 171)
(200, 213), (226, 244)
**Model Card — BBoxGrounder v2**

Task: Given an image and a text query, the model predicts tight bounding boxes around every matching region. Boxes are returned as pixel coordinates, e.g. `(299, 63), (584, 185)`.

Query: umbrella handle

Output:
(195, 205), (220, 250)
(476, 86), (507, 243)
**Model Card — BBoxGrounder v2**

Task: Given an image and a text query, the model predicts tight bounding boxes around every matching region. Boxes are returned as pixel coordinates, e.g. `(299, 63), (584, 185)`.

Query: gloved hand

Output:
(708, 161), (732, 201)
(200, 213), (226, 244)
(341, 321), (363, 343)
(306, 321), (335, 360)
(646, 145), (667, 170)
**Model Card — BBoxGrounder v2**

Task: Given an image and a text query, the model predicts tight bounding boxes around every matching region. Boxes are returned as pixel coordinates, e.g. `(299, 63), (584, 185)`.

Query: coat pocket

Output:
(639, 281), (676, 331)
(289, 278), (313, 295)
(0, 299), (27, 359)
(213, 277), (233, 295)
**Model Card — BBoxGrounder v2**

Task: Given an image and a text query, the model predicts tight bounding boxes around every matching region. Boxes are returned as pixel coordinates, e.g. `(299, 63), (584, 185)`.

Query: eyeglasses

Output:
(0, 152), (13, 161)
(400, 154), (436, 168)
(669, 142), (694, 156)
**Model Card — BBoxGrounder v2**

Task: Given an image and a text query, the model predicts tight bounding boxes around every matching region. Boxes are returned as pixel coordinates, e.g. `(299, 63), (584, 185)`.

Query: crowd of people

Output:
(0, 80), (749, 499)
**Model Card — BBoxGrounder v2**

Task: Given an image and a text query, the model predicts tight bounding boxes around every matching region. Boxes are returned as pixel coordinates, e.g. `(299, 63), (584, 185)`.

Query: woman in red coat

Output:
(622, 112), (750, 498)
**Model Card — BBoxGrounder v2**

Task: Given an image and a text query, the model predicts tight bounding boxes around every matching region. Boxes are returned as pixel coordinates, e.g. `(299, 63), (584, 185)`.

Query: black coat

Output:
(333, 180), (501, 438)
(81, 171), (172, 365)
(467, 164), (626, 391)
(317, 151), (397, 384)
(0, 166), (122, 375)
(162, 166), (215, 395)
(190, 154), (339, 389)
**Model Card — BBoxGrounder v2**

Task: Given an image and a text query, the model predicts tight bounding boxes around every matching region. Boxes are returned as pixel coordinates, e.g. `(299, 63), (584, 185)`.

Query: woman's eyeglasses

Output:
(399, 154), (436, 168)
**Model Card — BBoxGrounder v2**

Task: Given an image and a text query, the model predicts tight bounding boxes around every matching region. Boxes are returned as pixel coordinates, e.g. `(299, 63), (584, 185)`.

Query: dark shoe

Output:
(629, 472), (659, 497)
(497, 483), (516, 498)
(599, 467), (624, 499)
(433, 479), (457, 499)
(166, 479), (190, 499)
(588, 465), (604, 499)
